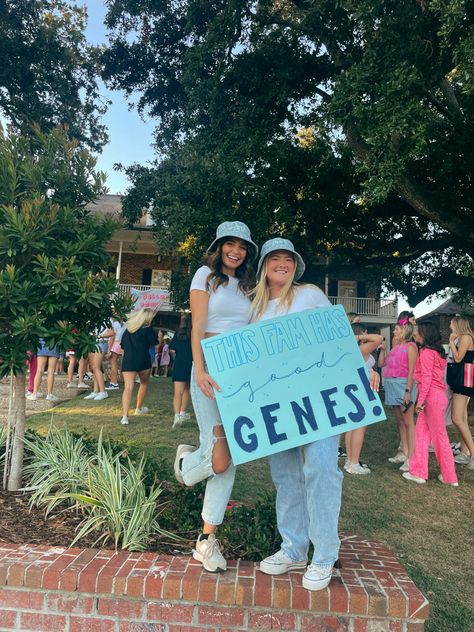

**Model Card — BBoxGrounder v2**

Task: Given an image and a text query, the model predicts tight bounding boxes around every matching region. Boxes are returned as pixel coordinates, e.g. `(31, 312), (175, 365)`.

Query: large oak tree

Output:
(103, 0), (473, 305)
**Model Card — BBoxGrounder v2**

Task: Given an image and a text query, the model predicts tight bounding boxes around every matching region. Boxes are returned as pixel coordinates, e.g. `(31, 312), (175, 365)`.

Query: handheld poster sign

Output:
(201, 305), (386, 465)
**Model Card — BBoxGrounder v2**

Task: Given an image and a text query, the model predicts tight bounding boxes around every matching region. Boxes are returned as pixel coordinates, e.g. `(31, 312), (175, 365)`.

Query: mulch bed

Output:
(0, 489), (192, 555)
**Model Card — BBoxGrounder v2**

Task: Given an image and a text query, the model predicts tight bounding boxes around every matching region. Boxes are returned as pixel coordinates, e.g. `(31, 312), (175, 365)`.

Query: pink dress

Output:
(160, 344), (170, 367)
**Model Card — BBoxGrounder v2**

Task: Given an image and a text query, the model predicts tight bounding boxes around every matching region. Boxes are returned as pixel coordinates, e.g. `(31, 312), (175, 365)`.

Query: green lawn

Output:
(27, 379), (474, 632)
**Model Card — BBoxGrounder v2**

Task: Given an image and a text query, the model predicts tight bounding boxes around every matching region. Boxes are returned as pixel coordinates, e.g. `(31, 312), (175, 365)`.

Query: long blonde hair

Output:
(126, 308), (155, 333)
(451, 316), (474, 338)
(250, 255), (298, 320)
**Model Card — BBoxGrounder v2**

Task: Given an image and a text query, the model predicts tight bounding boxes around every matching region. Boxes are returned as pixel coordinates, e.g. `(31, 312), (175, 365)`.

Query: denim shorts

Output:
(37, 339), (60, 358)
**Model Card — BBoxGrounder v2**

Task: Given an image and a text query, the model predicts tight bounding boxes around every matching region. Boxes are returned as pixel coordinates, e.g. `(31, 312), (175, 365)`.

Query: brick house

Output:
(89, 194), (398, 335)
(416, 297), (474, 343)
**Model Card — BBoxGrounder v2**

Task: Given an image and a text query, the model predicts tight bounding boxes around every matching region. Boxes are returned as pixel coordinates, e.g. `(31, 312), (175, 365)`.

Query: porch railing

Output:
(118, 284), (175, 312)
(328, 296), (397, 318)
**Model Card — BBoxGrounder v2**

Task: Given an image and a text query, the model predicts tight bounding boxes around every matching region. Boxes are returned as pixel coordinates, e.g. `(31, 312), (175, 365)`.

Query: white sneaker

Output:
(193, 534), (227, 572)
(172, 413), (183, 428)
(36, 391), (44, 398)
(438, 474), (459, 487)
(120, 416), (129, 425)
(84, 392), (98, 400)
(26, 393), (38, 401)
(66, 382), (76, 388)
(77, 382), (90, 389)
(399, 459), (410, 472)
(173, 444), (196, 485)
(453, 452), (470, 465)
(105, 383), (120, 390)
(46, 394), (60, 402)
(388, 451), (407, 463)
(179, 412), (191, 421)
(302, 564), (333, 591)
(259, 550), (307, 575)
(467, 457), (474, 471)
(344, 461), (371, 475)
(402, 471), (426, 484)
(134, 406), (150, 415)
(94, 392), (108, 401)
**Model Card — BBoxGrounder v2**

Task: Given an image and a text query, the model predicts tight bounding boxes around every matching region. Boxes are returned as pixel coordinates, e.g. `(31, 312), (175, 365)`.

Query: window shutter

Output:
(328, 280), (338, 296)
(141, 269), (152, 285)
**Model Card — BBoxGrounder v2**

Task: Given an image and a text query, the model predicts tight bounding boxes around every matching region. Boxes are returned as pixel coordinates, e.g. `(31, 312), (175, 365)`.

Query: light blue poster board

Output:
(201, 305), (386, 465)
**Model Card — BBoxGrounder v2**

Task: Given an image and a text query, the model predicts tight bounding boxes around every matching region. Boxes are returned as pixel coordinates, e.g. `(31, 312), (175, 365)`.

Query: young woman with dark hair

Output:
(170, 313), (193, 428)
(403, 322), (458, 486)
(174, 221), (257, 573)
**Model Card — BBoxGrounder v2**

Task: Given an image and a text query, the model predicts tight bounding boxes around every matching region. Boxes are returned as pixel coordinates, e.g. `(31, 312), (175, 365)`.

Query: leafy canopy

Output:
(103, 0), (473, 305)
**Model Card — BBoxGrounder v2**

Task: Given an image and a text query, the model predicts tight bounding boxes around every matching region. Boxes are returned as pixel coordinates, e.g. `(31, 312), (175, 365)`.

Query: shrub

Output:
(22, 426), (93, 515)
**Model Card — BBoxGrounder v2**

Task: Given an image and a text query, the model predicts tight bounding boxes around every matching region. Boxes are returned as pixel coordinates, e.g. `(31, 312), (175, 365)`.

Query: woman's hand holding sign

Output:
(196, 369), (221, 400)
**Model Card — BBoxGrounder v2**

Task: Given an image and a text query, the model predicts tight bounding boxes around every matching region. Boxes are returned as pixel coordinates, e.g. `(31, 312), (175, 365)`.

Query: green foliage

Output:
(0, 0), (107, 150)
(22, 426), (94, 516)
(0, 125), (131, 378)
(66, 436), (174, 551)
(104, 0), (474, 305)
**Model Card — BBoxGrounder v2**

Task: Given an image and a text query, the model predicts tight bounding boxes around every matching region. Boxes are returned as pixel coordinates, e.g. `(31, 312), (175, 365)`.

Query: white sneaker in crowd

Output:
(193, 534), (227, 572)
(172, 413), (183, 428)
(399, 459), (410, 472)
(84, 392), (98, 400)
(66, 382), (76, 388)
(453, 452), (470, 465)
(134, 406), (150, 415)
(105, 383), (120, 390)
(173, 444), (196, 485)
(120, 416), (129, 425)
(94, 392), (108, 401)
(402, 472), (426, 484)
(302, 563), (333, 591)
(77, 382), (90, 389)
(26, 393), (38, 401)
(438, 474), (459, 487)
(344, 461), (371, 475)
(46, 394), (60, 402)
(388, 451), (406, 464)
(259, 550), (307, 575)
(179, 412), (191, 421)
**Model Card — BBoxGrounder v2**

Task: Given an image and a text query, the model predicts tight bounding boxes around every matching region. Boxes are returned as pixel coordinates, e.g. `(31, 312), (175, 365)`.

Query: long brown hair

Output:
(176, 312), (192, 341)
(416, 321), (446, 358)
(205, 239), (255, 294)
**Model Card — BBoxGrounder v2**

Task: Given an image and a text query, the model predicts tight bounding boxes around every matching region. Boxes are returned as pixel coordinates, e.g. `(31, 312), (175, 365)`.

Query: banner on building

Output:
(131, 288), (170, 312)
(202, 305), (386, 465)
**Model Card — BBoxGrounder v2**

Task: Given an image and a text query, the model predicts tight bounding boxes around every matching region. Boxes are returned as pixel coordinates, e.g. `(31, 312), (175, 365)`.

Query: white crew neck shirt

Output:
(256, 285), (330, 322)
(190, 265), (251, 333)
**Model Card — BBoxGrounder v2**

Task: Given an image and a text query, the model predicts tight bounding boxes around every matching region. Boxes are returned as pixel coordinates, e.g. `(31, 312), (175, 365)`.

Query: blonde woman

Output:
(378, 321), (418, 468)
(119, 308), (158, 425)
(251, 238), (342, 592)
(449, 316), (474, 469)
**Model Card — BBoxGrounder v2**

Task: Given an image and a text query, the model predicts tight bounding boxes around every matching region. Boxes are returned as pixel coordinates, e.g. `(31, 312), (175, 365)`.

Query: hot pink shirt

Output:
(414, 348), (447, 402)
(382, 342), (417, 379)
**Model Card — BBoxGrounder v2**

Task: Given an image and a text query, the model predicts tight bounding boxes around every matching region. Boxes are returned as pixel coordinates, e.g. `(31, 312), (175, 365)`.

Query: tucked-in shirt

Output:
(414, 347), (447, 402)
(382, 342), (417, 379)
(190, 265), (251, 333)
(256, 285), (330, 322)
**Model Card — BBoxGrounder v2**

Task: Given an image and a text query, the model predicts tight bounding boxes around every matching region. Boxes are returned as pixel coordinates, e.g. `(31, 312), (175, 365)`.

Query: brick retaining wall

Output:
(0, 535), (428, 631)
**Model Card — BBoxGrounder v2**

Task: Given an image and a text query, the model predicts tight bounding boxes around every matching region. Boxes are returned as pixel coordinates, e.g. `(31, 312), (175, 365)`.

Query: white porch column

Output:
(116, 241), (123, 281)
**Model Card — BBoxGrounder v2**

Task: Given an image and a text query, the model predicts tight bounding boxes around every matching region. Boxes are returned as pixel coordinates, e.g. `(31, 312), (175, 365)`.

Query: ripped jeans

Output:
(180, 366), (236, 526)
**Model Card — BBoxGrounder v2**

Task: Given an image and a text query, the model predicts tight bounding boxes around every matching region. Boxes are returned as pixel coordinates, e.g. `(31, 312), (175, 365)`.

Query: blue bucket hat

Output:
(207, 221), (258, 260)
(257, 238), (306, 280)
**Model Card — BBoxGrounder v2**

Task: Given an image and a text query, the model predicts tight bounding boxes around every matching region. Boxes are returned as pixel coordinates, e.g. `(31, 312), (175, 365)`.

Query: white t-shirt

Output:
(256, 285), (330, 322)
(190, 265), (251, 333)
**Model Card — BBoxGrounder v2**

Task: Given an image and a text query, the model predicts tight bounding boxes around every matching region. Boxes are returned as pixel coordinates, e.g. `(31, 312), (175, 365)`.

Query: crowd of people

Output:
(25, 219), (473, 593)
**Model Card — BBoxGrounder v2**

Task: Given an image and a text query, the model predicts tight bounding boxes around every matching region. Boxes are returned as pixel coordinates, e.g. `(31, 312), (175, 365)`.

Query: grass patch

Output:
(27, 380), (474, 630)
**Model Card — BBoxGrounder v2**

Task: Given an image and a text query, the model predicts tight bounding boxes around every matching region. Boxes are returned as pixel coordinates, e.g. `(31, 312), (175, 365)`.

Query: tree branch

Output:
(439, 78), (464, 123)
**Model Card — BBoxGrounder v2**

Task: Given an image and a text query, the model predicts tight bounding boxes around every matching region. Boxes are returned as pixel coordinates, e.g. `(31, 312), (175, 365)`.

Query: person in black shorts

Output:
(120, 308), (158, 425)
(170, 313), (193, 428)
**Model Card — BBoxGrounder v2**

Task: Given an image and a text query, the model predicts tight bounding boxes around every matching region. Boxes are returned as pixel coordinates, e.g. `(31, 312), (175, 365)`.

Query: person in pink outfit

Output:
(403, 322), (458, 487)
(27, 352), (38, 394)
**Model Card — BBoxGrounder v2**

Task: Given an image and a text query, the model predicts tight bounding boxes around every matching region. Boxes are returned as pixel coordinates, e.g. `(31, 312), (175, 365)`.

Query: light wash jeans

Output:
(180, 366), (236, 526)
(268, 434), (343, 567)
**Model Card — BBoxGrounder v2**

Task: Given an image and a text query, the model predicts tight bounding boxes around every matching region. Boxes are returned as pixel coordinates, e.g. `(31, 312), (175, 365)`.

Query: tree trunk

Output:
(7, 373), (26, 491)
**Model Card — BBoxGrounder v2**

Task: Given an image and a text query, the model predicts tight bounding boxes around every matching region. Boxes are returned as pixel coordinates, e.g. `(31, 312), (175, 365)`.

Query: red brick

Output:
(113, 559), (139, 596)
(247, 611), (274, 629)
(254, 571), (272, 607)
(0, 588), (44, 610)
(198, 605), (245, 627)
(6, 562), (26, 586)
(168, 628), (216, 632)
(70, 616), (116, 632)
(125, 571), (147, 599)
(348, 587), (368, 615)
(329, 584), (349, 613)
(97, 597), (143, 619)
(217, 572), (237, 605)
(23, 562), (48, 588)
(300, 614), (349, 631)
(385, 587), (407, 618)
(353, 621), (367, 632)
(181, 566), (202, 601)
(408, 597), (429, 620)
(197, 573), (218, 603)
(309, 588), (329, 612)
(59, 568), (79, 591)
(0, 609), (16, 628)
(46, 594), (95, 615)
(235, 576), (254, 606)
(273, 577), (291, 609)
(20, 612), (67, 631)
(42, 554), (78, 590)
(162, 571), (182, 599)
(169, 556), (189, 572)
(144, 572), (163, 600)
(237, 560), (255, 578)
(147, 602), (194, 623)
(119, 623), (166, 632)
(406, 624), (426, 632)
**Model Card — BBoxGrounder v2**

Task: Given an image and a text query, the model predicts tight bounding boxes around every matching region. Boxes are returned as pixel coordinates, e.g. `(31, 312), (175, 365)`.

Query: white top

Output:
(365, 354), (376, 370)
(256, 285), (330, 322)
(190, 265), (251, 333)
